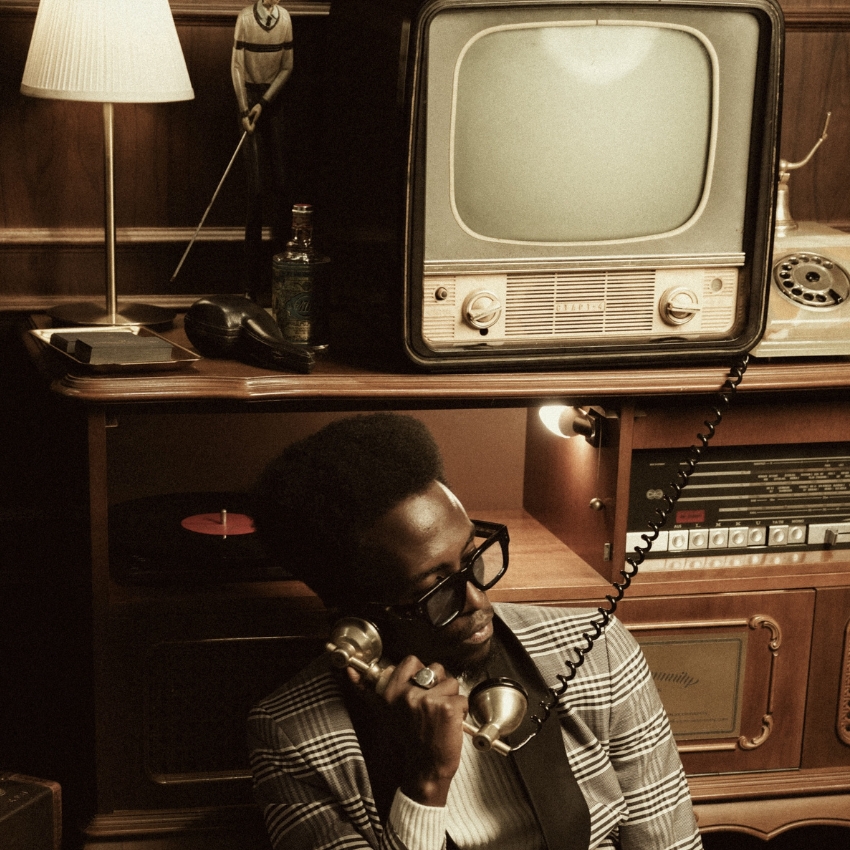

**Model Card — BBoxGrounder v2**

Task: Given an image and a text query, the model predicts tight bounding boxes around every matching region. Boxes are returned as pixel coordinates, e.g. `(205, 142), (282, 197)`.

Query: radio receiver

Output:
(627, 442), (850, 571)
(752, 113), (850, 358)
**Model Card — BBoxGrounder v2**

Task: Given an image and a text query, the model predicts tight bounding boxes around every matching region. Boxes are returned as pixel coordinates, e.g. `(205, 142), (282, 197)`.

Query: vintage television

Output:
(320, 0), (784, 371)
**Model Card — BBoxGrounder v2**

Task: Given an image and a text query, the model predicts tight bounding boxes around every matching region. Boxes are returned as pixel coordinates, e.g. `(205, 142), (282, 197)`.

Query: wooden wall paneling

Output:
(779, 24), (850, 229)
(781, 0), (850, 19)
(0, 3), (329, 231)
(779, 0), (850, 228)
(0, 3), (330, 309)
(0, 242), (252, 309)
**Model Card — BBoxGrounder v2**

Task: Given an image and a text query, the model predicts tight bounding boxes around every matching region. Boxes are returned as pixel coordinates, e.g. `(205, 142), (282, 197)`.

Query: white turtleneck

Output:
(387, 679), (545, 850)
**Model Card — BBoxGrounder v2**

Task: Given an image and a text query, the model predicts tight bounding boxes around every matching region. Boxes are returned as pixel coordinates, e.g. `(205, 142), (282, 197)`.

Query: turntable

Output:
(108, 492), (290, 584)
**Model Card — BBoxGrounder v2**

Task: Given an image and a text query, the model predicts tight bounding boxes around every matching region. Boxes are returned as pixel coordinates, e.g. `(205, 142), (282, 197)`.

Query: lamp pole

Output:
(104, 103), (117, 324)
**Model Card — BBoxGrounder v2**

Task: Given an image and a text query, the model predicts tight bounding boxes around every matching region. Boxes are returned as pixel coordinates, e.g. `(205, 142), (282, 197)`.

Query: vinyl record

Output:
(109, 492), (290, 585)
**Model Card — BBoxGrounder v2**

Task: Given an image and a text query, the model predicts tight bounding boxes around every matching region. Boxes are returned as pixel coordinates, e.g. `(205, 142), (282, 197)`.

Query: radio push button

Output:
(709, 528), (729, 549)
(729, 527), (749, 547)
(788, 525), (807, 544)
(688, 529), (709, 550)
(668, 531), (689, 551)
(768, 525), (789, 545)
(747, 527), (767, 546)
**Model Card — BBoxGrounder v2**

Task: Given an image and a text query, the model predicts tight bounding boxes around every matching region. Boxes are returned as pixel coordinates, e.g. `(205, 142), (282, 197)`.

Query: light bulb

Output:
(539, 405), (571, 437)
(538, 405), (601, 445)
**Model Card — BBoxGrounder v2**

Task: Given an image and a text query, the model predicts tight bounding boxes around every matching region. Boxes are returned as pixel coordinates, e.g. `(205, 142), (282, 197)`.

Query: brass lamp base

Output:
(47, 301), (176, 330)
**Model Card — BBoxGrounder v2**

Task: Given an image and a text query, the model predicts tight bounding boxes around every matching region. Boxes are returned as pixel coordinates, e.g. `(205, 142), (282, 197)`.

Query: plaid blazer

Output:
(248, 604), (703, 850)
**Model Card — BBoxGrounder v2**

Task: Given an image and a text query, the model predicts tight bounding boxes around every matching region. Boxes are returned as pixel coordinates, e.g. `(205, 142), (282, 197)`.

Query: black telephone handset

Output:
(184, 295), (315, 374)
(326, 617), (527, 756)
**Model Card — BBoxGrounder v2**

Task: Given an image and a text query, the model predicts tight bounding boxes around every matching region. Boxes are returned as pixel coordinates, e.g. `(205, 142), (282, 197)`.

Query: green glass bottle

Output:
(272, 204), (330, 348)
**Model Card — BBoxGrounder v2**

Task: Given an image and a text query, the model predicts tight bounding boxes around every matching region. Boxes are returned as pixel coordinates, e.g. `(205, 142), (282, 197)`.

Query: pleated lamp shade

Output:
(21, 0), (194, 103)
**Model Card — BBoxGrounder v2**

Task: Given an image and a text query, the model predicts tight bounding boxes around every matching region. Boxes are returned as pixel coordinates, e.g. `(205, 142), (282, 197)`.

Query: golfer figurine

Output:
(231, 0), (293, 299)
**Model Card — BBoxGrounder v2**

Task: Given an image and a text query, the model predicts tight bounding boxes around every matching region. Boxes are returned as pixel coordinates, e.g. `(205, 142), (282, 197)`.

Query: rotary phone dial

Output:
(326, 617), (528, 755)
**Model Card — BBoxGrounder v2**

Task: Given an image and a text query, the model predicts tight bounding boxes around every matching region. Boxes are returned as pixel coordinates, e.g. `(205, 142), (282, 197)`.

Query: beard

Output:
(452, 640), (493, 682)
(448, 637), (496, 681)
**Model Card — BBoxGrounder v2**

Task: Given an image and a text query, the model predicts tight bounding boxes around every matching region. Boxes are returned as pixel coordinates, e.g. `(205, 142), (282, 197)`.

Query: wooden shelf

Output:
(105, 509), (611, 607)
(24, 315), (850, 407)
(104, 506), (850, 610)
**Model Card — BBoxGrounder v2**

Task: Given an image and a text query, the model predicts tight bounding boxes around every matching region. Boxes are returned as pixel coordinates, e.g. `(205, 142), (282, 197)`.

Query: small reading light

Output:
(538, 405), (602, 446)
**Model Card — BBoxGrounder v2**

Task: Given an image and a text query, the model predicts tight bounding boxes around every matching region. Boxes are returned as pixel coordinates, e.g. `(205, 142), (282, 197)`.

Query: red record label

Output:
(181, 510), (255, 536)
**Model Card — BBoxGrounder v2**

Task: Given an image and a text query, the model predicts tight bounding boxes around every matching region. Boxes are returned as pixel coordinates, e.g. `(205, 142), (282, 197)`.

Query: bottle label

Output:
(272, 260), (329, 345)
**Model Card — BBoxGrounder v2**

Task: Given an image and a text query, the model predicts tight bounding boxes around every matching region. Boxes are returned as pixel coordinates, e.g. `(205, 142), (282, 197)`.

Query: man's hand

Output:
(242, 103), (263, 133)
(346, 655), (467, 807)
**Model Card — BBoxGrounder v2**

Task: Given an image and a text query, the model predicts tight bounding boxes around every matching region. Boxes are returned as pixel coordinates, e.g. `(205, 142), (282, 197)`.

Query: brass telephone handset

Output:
(326, 616), (528, 755)
(775, 111), (831, 237)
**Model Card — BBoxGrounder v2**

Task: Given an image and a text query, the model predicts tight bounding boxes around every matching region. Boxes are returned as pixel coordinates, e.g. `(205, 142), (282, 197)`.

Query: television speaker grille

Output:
(505, 270), (658, 336)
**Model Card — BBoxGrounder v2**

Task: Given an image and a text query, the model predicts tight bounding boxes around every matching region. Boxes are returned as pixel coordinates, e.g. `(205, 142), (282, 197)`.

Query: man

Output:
(231, 0), (293, 296)
(248, 413), (702, 850)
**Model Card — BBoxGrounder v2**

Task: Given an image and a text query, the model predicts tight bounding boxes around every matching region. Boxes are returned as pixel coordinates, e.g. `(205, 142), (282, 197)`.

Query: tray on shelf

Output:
(30, 325), (199, 373)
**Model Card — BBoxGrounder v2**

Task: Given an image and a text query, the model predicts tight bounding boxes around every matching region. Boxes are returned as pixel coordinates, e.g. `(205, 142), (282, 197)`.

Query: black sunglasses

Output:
(372, 520), (509, 629)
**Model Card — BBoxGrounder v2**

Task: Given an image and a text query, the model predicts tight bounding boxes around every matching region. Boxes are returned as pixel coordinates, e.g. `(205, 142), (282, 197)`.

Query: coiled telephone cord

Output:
(511, 354), (750, 751)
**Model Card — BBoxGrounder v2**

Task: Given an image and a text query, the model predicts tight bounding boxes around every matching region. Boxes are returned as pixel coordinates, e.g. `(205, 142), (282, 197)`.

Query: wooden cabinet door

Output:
(802, 586), (850, 769)
(617, 590), (815, 776)
(99, 593), (327, 813)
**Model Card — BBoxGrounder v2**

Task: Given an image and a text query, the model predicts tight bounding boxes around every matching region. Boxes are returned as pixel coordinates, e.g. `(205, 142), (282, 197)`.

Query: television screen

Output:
(448, 22), (716, 243)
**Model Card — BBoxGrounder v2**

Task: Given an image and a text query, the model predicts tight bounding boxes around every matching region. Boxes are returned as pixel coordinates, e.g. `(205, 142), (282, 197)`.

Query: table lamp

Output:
(20, 0), (195, 327)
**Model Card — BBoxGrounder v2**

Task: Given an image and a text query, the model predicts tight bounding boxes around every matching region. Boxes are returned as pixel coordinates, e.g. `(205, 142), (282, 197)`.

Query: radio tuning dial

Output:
(462, 290), (502, 330)
(659, 287), (701, 326)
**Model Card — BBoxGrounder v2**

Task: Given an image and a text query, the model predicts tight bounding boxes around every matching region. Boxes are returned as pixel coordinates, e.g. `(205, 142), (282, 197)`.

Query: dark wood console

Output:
(21, 316), (850, 848)
(5, 0), (850, 846)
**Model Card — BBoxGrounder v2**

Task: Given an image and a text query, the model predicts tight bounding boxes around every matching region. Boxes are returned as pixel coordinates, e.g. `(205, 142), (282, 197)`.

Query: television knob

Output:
(463, 290), (502, 330)
(659, 287), (702, 326)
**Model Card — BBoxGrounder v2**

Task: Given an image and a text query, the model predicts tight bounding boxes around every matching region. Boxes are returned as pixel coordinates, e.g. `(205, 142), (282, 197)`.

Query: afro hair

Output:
(252, 412), (446, 607)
